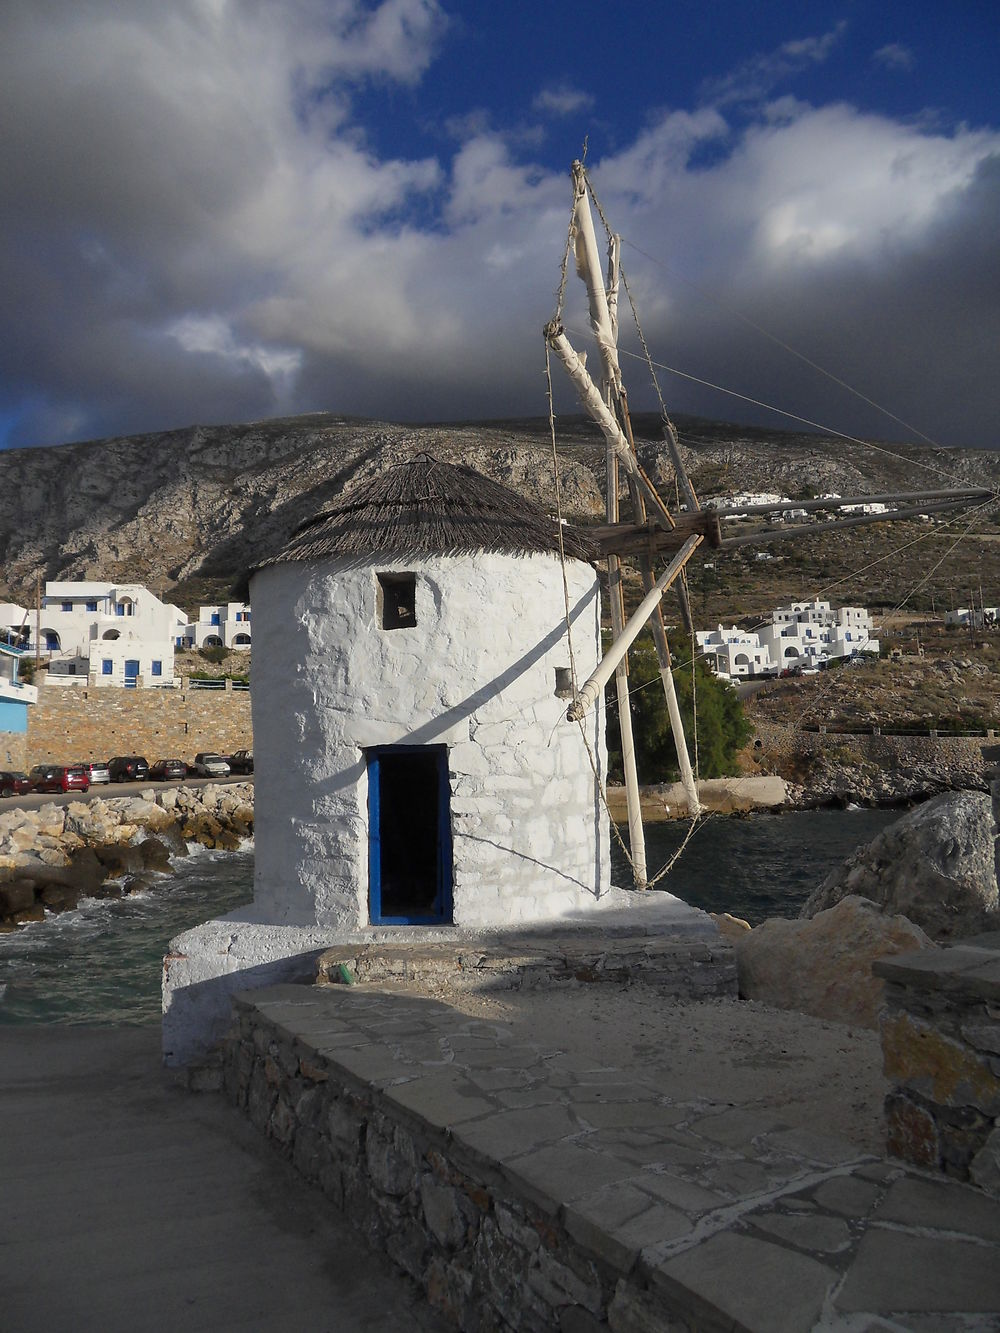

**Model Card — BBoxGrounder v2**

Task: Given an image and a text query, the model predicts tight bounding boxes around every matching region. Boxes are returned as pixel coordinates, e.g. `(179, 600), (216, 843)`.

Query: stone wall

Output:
(23, 685), (252, 766)
(753, 720), (988, 770)
(876, 938), (1000, 1194)
(0, 730), (28, 770)
(222, 993), (666, 1332)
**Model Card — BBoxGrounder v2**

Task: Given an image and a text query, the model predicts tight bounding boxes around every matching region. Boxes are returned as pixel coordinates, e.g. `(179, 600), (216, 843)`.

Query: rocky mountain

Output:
(1, 410), (997, 616)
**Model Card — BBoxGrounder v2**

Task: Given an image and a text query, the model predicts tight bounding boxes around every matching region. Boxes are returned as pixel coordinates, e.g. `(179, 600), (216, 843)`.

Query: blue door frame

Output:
(368, 745), (453, 925)
(124, 659), (140, 689)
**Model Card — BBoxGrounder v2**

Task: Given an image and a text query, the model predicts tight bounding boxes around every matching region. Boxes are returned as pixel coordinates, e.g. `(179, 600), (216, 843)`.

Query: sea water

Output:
(611, 806), (900, 925)
(0, 844), (254, 1026)
(0, 808), (901, 1025)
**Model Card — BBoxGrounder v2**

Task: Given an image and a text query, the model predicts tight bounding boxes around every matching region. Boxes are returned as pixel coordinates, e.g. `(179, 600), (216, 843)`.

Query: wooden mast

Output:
(547, 159), (703, 893)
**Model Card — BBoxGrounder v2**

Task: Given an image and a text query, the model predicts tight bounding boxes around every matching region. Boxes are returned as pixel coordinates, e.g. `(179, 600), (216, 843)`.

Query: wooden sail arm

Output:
(570, 160), (622, 394)
(545, 321), (675, 528)
(719, 495), (991, 550)
(566, 536), (702, 723)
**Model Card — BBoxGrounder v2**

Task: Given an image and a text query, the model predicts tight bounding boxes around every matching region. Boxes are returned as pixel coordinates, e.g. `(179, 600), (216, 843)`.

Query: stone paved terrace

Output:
(226, 982), (1000, 1332)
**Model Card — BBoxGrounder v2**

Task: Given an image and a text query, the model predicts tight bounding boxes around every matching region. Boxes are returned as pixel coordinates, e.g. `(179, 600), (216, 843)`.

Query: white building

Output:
(0, 643), (37, 762)
(945, 607), (999, 628)
(37, 582), (188, 687)
(698, 599), (879, 679)
(0, 603), (30, 649)
(760, 600), (879, 669)
(163, 457), (633, 1064)
(695, 626), (772, 678)
(184, 603), (252, 650)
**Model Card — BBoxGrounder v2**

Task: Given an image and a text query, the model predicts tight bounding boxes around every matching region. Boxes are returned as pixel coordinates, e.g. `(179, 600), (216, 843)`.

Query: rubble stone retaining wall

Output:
(24, 686), (252, 766)
(876, 938), (1000, 1195)
(223, 995), (677, 1332)
(753, 721), (988, 770)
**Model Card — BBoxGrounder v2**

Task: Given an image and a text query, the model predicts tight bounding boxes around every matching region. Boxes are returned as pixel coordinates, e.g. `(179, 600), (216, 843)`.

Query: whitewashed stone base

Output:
(163, 891), (719, 1067)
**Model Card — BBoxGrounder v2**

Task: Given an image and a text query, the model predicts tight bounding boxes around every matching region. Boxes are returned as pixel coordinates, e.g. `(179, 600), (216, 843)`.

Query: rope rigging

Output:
(545, 156), (997, 892)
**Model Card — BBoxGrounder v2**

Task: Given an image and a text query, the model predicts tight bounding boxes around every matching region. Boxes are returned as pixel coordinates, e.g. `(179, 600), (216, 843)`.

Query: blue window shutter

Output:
(102, 660), (112, 675)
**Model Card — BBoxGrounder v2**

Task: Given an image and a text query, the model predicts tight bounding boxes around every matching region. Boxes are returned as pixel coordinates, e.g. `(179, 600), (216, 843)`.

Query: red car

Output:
(27, 764), (90, 794)
(0, 771), (31, 798)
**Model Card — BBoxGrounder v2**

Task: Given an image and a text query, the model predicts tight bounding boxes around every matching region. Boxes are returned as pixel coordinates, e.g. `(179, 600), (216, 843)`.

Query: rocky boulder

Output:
(800, 791), (997, 940)
(736, 896), (933, 1028)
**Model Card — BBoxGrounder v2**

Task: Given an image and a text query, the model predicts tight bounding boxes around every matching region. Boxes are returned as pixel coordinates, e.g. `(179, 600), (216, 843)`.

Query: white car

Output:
(192, 752), (231, 777)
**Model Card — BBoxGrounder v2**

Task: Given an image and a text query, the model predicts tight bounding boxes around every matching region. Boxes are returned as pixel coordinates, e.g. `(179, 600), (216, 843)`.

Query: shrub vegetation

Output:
(605, 641), (752, 784)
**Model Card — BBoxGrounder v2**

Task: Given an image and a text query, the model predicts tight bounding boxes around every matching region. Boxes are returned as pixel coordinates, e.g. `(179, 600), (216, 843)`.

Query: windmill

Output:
(545, 159), (994, 890)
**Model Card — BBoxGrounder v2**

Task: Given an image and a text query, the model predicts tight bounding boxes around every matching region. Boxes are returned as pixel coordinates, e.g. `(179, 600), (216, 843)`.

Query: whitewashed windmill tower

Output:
(163, 158), (991, 1066)
(247, 455), (611, 930)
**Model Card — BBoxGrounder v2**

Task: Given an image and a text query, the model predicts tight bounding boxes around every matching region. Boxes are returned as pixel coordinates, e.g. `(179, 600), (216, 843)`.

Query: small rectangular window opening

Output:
(377, 573), (417, 630)
(554, 666), (574, 698)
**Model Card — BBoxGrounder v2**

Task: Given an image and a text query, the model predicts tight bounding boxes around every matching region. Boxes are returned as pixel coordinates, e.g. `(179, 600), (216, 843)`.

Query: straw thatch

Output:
(245, 456), (598, 588)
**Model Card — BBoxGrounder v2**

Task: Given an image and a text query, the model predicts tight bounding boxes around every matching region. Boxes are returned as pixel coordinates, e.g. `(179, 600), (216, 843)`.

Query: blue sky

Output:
(1, 1), (998, 451)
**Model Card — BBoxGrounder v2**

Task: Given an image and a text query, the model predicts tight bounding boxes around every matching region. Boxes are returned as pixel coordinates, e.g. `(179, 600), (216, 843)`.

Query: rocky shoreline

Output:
(1, 757), (988, 928)
(0, 783), (254, 930)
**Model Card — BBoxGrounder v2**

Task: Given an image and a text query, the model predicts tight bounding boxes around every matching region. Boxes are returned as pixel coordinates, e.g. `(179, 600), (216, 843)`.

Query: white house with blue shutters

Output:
(183, 602), (252, 651)
(0, 643), (38, 762)
(38, 582), (188, 688)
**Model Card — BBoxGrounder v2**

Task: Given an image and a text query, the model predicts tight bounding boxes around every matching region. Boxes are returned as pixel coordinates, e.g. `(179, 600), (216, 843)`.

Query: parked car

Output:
(107, 755), (149, 783)
(84, 760), (111, 785)
(28, 764), (90, 794)
(147, 758), (188, 782)
(0, 771), (31, 798)
(191, 752), (231, 777)
(228, 749), (254, 774)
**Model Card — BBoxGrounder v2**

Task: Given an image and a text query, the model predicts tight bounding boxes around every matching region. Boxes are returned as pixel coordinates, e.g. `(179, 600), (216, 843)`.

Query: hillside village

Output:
(2, 411), (1000, 778)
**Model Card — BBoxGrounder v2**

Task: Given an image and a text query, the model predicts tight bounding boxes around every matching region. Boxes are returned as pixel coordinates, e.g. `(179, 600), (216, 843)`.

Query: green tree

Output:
(605, 641), (752, 783)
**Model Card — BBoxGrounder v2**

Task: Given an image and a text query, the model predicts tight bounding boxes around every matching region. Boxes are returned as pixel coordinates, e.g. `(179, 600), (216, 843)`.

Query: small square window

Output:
(102, 660), (113, 675)
(554, 667), (574, 698)
(85, 601), (97, 612)
(377, 573), (416, 630)
(61, 601), (72, 612)
(151, 660), (162, 676)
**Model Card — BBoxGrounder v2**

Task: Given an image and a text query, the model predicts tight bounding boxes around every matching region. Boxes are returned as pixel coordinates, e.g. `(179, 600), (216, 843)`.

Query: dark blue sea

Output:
(0, 808), (899, 1025)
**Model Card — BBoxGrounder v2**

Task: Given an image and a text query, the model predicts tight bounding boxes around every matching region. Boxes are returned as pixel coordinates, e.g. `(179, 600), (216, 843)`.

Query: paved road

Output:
(0, 774), (252, 815)
(0, 1026), (446, 1333)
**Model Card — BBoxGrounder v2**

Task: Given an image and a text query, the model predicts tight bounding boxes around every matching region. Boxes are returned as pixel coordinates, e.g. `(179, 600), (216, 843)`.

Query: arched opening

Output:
(204, 635), (223, 648)
(102, 629), (120, 640)
(233, 633), (251, 646)
(43, 630), (61, 652)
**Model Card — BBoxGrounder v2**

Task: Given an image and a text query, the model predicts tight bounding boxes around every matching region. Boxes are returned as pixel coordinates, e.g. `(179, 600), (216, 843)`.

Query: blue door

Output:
(124, 659), (140, 688)
(368, 746), (453, 925)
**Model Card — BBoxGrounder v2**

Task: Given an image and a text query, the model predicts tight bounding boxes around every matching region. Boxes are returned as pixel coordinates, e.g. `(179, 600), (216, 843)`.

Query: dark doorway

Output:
(368, 746), (453, 925)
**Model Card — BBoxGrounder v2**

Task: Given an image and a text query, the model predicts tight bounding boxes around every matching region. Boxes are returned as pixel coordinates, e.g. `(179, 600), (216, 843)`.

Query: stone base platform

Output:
(224, 983), (1000, 1332)
(163, 889), (727, 1068)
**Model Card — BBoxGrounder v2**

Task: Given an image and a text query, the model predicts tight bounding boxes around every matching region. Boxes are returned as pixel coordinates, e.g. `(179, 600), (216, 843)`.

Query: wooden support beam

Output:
(567, 536), (703, 723)
(589, 511), (722, 557)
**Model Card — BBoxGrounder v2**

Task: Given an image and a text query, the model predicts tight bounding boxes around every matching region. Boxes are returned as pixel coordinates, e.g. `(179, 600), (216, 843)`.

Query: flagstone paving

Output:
(230, 983), (1000, 1331)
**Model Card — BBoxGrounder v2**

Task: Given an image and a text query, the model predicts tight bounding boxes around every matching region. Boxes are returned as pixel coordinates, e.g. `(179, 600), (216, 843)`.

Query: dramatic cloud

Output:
(1, 5), (998, 451)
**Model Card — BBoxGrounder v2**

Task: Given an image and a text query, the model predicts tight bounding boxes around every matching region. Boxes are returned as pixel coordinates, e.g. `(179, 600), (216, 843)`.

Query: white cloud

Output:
(873, 43), (916, 72)
(532, 84), (595, 117)
(1, 4), (998, 452)
(700, 22), (847, 108)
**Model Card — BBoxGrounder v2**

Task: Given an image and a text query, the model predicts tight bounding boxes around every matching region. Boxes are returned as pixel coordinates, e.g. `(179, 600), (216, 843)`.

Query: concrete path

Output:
(0, 1025), (446, 1333)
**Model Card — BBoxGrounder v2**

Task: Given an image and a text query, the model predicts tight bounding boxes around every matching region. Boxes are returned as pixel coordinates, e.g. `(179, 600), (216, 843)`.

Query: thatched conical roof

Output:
(247, 456), (597, 586)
